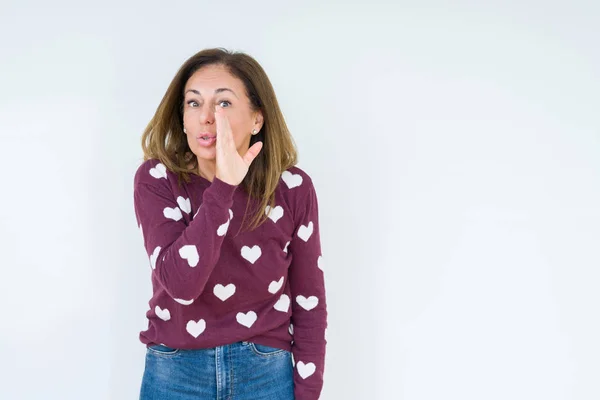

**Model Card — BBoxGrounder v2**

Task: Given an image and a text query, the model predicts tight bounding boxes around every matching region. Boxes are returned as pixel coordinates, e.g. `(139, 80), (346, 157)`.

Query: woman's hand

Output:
(214, 106), (263, 186)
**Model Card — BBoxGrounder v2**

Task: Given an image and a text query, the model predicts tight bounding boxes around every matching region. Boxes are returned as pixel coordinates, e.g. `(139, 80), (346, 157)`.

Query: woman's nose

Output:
(199, 105), (215, 124)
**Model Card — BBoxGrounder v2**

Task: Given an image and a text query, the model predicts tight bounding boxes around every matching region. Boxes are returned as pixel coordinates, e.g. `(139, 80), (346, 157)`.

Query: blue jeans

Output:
(140, 341), (294, 399)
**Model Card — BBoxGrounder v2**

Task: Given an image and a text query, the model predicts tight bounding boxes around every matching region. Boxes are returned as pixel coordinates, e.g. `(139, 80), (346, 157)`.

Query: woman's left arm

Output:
(288, 177), (328, 400)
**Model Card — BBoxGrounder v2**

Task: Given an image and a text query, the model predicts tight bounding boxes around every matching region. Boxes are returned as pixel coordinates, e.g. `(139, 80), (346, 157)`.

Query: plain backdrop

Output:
(1, 1), (599, 399)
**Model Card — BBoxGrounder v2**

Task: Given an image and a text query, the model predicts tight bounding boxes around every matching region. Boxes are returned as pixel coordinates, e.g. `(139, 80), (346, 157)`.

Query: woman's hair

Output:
(141, 48), (298, 232)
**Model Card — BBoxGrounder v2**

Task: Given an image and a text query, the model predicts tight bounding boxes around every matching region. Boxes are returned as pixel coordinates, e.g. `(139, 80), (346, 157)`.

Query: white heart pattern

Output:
(274, 294), (290, 313)
(265, 205), (284, 223)
(236, 311), (257, 328)
(213, 283), (236, 301)
(164, 206), (183, 221)
(177, 197), (191, 214)
(186, 319), (206, 338)
(268, 276), (284, 294)
(174, 298), (194, 306)
(229, 209), (233, 220)
(281, 170), (303, 189)
(155, 305), (171, 321)
(297, 221), (314, 242)
(179, 245), (199, 267)
(217, 219), (230, 237)
(150, 246), (161, 270)
(149, 163), (167, 179)
(317, 255), (323, 271)
(283, 241), (290, 253)
(296, 295), (319, 311)
(241, 245), (262, 264)
(297, 361), (316, 379)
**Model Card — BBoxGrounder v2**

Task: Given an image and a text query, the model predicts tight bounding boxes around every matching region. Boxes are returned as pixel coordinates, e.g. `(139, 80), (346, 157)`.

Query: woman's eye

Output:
(186, 100), (229, 108)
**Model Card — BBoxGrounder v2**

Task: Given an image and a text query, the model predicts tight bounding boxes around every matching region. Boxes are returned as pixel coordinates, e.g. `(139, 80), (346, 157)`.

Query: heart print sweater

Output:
(133, 159), (328, 399)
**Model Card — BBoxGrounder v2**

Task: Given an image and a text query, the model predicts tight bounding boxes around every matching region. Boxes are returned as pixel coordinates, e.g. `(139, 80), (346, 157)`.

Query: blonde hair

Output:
(141, 48), (298, 232)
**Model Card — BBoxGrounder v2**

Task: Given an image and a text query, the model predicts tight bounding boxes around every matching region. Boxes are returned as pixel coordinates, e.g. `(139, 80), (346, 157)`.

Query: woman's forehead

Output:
(185, 65), (243, 94)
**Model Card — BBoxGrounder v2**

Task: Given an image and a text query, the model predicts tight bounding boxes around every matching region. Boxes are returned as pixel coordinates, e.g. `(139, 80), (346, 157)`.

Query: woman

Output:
(133, 48), (327, 399)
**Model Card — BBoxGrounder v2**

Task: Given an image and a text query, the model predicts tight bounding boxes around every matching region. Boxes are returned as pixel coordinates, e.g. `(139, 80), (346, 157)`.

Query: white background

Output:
(1, 1), (599, 399)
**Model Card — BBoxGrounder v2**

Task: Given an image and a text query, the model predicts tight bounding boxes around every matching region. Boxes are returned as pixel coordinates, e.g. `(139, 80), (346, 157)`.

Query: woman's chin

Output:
(192, 147), (216, 161)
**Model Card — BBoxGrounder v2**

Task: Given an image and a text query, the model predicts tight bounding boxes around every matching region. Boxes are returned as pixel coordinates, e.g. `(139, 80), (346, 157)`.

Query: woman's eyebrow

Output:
(184, 88), (238, 98)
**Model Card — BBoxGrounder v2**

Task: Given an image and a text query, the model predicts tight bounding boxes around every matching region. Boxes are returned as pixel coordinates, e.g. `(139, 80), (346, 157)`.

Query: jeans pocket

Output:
(147, 344), (180, 357)
(248, 342), (287, 357)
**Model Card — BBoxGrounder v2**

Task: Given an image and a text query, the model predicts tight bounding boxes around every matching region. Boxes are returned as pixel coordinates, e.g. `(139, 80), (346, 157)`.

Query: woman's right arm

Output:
(133, 162), (236, 303)
(134, 105), (261, 303)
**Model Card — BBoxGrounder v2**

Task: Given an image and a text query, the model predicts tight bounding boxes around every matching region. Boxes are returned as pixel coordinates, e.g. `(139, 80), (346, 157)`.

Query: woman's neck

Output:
(196, 159), (216, 182)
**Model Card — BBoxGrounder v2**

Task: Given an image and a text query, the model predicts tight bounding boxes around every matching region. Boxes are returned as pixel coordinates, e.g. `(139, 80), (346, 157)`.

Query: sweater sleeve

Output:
(133, 162), (237, 302)
(288, 178), (328, 400)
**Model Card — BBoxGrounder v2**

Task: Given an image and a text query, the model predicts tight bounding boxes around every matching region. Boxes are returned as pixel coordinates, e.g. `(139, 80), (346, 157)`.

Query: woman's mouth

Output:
(196, 135), (216, 147)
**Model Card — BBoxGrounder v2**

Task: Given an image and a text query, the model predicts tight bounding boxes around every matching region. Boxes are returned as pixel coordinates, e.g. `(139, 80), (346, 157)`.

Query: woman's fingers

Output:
(215, 106), (234, 150)
(243, 141), (263, 166)
(214, 106), (225, 153)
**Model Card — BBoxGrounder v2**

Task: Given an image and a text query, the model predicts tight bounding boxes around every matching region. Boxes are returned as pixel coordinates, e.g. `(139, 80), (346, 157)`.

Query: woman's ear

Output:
(254, 110), (264, 131)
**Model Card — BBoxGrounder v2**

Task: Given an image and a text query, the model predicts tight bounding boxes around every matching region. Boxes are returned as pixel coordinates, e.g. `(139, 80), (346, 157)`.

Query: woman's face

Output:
(182, 64), (263, 161)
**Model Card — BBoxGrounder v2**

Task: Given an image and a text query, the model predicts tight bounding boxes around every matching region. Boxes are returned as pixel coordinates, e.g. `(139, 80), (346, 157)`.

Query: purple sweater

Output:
(133, 159), (328, 399)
